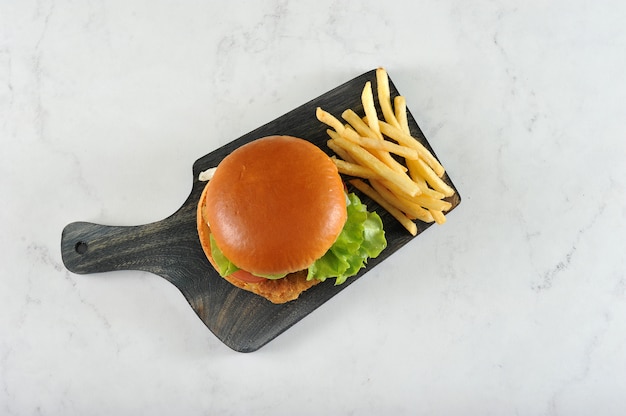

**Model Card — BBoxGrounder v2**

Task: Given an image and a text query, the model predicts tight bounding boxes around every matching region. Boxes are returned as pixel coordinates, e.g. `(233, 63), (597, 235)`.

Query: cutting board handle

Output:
(61, 220), (171, 275)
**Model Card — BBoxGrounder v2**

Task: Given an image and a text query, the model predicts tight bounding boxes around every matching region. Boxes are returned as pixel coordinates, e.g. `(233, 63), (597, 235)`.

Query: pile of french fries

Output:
(316, 68), (455, 236)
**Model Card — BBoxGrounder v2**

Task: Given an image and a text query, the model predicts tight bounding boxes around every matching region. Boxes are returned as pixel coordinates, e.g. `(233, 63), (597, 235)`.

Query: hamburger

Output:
(196, 135), (386, 304)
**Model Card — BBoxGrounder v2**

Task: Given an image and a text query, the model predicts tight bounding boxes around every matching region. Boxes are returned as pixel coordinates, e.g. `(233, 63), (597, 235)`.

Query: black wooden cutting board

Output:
(61, 69), (461, 352)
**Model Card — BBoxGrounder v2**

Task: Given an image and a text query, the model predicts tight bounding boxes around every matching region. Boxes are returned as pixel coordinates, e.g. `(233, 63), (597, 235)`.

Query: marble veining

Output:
(532, 200), (607, 292)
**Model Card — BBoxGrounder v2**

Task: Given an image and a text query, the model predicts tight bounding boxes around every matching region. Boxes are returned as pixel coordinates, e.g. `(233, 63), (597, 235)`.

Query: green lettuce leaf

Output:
(307, 193), (386, 285)
(209, 234), (287, 279)
(209, 234), (240, 277)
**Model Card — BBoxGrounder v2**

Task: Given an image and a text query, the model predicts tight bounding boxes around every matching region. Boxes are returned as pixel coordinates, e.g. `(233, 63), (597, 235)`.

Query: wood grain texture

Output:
(61, 69), (461, 352)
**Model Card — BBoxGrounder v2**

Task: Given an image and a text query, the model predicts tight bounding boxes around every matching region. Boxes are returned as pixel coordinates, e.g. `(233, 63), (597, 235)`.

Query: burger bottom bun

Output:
(197, 182), (320, 304)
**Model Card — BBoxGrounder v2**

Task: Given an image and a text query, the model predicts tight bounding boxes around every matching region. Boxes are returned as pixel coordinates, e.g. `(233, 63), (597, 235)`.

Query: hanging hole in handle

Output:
(75, 241), (88, 255)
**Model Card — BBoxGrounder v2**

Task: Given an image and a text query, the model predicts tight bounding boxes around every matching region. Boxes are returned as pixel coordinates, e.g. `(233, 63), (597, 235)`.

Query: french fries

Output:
(331, 136), (421, 198)
(379, 121), (445, 178)
(340, 109), (407, 174)
(316, 67), (455, 235)
(342, 130), (420, 160)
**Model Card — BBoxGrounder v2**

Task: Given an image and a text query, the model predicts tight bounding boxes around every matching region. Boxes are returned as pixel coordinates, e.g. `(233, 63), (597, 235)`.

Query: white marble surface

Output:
(2, 0), (626, 414)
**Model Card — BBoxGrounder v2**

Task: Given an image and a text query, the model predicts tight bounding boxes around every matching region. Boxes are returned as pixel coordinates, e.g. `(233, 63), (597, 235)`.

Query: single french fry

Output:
(343, 131), (419, 160)
(371, 180), (434, 223)
(332, 136), (420, 197)
(412, 194), (452, 212)
(316, 107), (345, 134)
(341, 125), (365, 141)
(376, 68), (401, 129)
(412, 158), (455, 197)
(394, 96), (410, 134)
(342, 109), (379, 141)
(378, 121), (445, 178)
(429, 209), (447, 225)
(361, 81), (382, 139)
(332, 157), (380, 179)
(350, 179), (417, 236)
(406, 160), (424, 183)
(327, 138), (356, 164)
(419, 185), (447, 200)
(326, 129), (341, 141)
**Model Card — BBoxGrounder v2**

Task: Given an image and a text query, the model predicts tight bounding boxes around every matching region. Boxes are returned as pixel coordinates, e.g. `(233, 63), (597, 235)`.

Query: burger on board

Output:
(196, 135), (387, 304)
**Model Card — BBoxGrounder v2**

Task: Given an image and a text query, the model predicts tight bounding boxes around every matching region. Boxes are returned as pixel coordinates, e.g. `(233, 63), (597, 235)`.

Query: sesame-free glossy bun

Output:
(197, 184), (321, 304)
(203, 135), (347, 277)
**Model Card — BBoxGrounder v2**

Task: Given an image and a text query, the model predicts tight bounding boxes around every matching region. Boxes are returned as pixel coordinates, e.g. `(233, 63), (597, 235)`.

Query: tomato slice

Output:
(202, 226), (267, 283)
(228, 269), (267, 284)
(204, 244), (267, 284)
